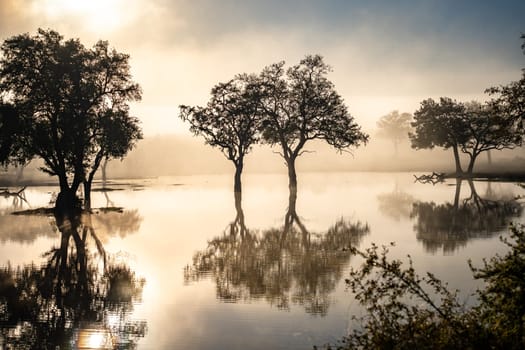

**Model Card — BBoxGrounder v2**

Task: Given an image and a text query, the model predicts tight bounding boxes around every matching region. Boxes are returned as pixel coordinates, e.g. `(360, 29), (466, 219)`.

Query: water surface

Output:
(0, 172), (523, 349)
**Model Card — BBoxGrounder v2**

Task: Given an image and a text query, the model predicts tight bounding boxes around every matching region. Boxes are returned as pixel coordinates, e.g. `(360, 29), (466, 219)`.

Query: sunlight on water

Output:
(0, 173), (523, 349)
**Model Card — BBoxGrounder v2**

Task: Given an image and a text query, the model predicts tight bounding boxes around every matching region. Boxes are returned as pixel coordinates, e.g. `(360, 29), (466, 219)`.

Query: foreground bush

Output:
(332, 224), (525, 350)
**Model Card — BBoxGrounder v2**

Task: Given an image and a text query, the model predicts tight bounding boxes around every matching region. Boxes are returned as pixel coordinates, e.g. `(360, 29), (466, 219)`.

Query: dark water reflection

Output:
(410, 180), (523, 253)
(0, 211), (146, 349)
(184, 191), (369, 316)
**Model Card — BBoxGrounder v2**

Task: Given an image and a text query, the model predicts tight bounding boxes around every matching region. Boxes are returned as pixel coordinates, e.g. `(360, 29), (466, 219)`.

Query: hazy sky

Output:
(1, 0), (524, 135)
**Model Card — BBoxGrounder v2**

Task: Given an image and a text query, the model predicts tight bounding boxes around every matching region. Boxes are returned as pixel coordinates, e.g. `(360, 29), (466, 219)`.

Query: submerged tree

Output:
(180, 74), (261, 194)
(0, 29), (142, 211)
(376, 110), (413, 155)
(409, 97), (469, 175)
(258, 55), (368, 192)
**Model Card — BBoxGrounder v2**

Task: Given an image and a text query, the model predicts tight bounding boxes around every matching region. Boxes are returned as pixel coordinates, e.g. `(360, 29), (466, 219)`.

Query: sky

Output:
(0, 0), (524, 136)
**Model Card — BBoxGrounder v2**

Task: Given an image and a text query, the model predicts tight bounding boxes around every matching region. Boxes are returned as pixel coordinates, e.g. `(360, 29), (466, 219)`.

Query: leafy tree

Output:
(460, 101), (520, 174)
(83, 109), (142, 209)
(0, 29), (142, 211)
(376, 110), (413, 154)
(180, 74), (261, 194)
(0, 103), (24, 166)
(335, 224), (525, 349)
(409, 97), (469, 174)
(258, 55), (368, 192)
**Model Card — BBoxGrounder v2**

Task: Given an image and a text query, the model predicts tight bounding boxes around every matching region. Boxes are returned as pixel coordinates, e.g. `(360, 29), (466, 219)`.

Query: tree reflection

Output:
(0, 211), (146, 349)
(411, 179), (523, 253)
(377, 183), (415, 221)
(185, 190), (369, 316)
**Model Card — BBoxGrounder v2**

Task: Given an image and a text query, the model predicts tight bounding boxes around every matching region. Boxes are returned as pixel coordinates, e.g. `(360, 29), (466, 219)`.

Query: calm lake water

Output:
(0, 172), (523, 349)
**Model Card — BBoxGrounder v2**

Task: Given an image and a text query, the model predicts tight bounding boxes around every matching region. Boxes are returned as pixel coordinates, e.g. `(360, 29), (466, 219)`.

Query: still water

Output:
(0, 172), (523, 349)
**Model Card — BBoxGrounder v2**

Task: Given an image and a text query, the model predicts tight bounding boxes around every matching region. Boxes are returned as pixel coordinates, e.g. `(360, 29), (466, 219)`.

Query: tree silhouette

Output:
(185, 191), (369, 315)
(258, 55), (368, 192)
(410, 97), (469, 175)
(0, 103), (24, 167)
(410, 180), (522, 253)
(180, 74), (261, 194)
(0, 211), (146, 349)
(460, 101), (520, 174)
(376, 110), (412, 155)
(0, 29), (142, 212)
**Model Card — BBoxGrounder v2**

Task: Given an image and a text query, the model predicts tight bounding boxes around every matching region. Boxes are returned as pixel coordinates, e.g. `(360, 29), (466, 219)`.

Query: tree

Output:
(179, 74), (261, 194)
(0, 103), (24, 167)
(0, 29), (142, 211)
(409, 97), (469, 174)
(460, 101), (520, 174)
(83, 109), (142, 209)
(338, 224), (525, 349)
(376, 110), (412, 155)
(258, 55), (368, 192)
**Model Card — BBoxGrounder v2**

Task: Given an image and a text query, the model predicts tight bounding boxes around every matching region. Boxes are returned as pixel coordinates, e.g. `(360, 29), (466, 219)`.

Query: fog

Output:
(3, 132), (523, 184)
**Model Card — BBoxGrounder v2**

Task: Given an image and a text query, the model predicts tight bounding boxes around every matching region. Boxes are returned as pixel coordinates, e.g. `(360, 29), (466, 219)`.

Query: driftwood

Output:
(414, 172), (445, 185)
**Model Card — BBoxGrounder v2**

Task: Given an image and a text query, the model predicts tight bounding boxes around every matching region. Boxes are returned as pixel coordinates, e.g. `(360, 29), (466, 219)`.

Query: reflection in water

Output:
(411, 180), (523, 253)
(185, 191), (369, 316)
(377, 183), (415, 221)
(0, 211), (146, 349)
(0, 188), (57, 244)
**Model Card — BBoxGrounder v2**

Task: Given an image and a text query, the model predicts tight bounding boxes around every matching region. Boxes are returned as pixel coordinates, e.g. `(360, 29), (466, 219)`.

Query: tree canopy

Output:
(258, 55), (368, 190)
(179, 74), (261, 193)
(410, 97), (521, 175)
(460, 101), (520, 173)
(0, 29), (142, 210)
(410, 97), (468, 174)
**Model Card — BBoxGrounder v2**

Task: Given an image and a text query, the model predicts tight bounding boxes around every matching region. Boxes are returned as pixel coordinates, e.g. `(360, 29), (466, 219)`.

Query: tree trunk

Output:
(452, 145), (463, 175)
(451, 178), (462, 231)
(287, 157), (298, 192)
(453, 178), (462, 210)
(102, 157), (108, 189)
(467, 154), (477, 174)
(233, 191), (246, 237)
(234, 162), (243, 194)
(55, 173), (81, 214)
(83, 180), (92, 210)
(487, 150), (492, 166)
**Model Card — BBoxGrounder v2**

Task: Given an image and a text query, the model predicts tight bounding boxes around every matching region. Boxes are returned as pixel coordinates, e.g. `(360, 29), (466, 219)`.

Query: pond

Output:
(0, 172), (523, 349)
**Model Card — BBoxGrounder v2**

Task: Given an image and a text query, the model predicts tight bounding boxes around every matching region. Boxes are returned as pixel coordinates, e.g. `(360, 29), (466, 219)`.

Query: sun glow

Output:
(33, 0), (133, 32)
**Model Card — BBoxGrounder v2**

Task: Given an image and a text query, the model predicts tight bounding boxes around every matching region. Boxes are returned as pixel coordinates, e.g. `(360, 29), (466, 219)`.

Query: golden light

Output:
(76, 328), (114, 349)
(32, 0), (133, 32)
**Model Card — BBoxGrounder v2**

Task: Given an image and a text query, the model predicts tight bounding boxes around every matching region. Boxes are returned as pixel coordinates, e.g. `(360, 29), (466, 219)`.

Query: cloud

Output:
(1, 0), (523, 133)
